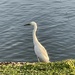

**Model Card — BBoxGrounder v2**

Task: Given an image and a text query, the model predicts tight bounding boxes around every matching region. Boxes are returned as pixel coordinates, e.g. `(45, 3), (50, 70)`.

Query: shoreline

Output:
(0, 59), (75, 75)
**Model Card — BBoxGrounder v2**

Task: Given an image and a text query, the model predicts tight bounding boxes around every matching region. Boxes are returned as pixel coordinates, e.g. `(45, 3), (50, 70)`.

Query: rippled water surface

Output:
(0, 0), (75, 62)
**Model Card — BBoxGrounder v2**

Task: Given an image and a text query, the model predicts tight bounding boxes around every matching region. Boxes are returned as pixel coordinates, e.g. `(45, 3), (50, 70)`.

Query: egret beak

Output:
(24, 23), (30, 26)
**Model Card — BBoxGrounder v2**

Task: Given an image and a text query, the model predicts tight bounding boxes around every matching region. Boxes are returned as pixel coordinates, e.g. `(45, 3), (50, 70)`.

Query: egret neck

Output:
(33, 23), (39, 45)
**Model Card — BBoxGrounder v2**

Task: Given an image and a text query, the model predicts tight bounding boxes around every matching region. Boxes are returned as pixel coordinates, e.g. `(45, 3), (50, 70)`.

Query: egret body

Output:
(25, 21), (50, 62)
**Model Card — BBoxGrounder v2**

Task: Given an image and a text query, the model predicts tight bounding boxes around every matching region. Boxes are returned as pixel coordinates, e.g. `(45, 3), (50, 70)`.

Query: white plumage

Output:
(25, 21), (50, 62)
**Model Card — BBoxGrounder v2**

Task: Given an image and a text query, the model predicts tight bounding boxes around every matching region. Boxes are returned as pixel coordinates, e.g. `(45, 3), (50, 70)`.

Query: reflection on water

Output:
(0, 0), (75, 62)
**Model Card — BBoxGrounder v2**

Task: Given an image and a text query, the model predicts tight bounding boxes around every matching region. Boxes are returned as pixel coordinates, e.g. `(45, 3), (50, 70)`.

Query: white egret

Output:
(25, 21), (50, 62)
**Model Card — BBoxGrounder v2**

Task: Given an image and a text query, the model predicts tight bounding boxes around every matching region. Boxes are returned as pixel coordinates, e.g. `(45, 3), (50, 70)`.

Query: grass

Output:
(0, 59), (75, 75)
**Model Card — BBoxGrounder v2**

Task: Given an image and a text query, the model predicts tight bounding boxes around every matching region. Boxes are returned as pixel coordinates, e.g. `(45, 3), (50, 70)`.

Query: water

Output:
(0, 0), (75, 62)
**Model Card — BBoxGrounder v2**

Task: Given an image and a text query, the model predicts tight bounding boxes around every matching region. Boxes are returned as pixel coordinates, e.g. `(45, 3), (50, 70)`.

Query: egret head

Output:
(25, 21), (37, 26)
(25, 21), (37, 31)
(30, 21), (37, 26)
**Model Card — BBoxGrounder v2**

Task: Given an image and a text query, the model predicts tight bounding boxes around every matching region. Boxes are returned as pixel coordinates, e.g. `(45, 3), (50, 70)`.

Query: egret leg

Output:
(37, 57), (40, 62)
